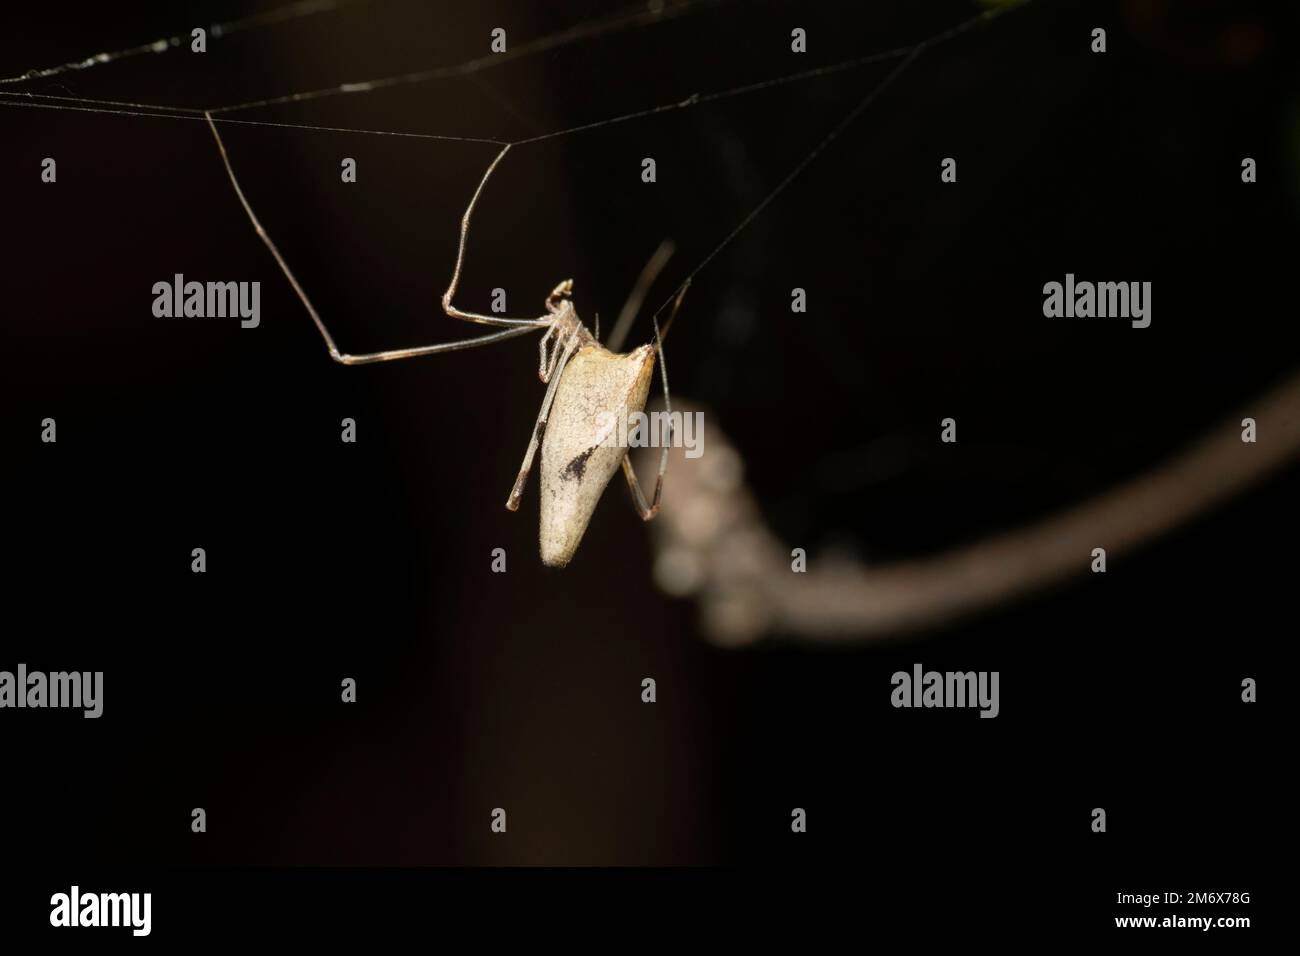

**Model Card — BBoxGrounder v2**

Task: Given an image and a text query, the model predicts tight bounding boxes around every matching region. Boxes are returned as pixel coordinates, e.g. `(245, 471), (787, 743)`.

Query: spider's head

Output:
(545, 278), (575, 314)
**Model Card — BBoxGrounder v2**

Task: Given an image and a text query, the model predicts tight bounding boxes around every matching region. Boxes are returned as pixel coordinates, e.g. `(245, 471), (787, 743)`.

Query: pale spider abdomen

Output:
(539, 343), (657, 567)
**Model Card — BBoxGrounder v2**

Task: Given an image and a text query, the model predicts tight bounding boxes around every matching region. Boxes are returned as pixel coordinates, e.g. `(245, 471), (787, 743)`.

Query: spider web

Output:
(0, 0), (1026, 340)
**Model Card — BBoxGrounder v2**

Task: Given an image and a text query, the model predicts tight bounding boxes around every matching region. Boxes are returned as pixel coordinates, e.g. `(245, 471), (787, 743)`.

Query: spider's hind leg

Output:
(621, 451), (668, 521)
(620, 282), (689, 521)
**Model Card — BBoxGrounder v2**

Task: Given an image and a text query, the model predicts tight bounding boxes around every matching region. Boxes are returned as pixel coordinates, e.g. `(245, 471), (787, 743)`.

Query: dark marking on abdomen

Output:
(562, 446), (596, 481)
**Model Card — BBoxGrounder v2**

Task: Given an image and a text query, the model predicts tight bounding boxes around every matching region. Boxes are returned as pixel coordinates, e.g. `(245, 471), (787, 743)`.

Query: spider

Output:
(206, 118), (686, 567)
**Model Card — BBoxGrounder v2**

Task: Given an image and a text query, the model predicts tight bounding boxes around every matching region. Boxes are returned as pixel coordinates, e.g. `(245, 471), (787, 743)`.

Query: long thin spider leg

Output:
(334, 324), (541, 365)
(607, 240), (675, 353)
(441, 144), (565, 328)
(506, 327), (582, 511)
(622, 283), (688, 520)
(206, 111), (544, 364)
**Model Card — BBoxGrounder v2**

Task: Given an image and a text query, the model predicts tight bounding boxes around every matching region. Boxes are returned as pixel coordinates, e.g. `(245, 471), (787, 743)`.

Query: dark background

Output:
(1, 0), (1290, 938)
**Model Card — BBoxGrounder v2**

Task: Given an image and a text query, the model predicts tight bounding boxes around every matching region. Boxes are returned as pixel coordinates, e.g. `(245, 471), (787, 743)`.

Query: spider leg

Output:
(441, 146), (573, 329)
(206, 113), (546, 364)
(506, 326), (582, 511)
(606, 240), (674, 353)
(621, 283), (688, 519)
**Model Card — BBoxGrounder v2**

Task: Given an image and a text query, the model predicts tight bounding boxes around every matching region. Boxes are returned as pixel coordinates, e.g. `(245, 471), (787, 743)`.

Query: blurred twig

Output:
(640, 370), (1300, 645)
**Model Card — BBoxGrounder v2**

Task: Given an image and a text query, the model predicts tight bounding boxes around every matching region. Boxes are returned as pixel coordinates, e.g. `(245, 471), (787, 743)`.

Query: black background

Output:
(1, 0), (1289, 941)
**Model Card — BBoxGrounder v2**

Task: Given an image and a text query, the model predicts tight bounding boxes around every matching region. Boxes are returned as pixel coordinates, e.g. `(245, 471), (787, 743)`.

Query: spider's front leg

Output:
(507, 327), (582, 512)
